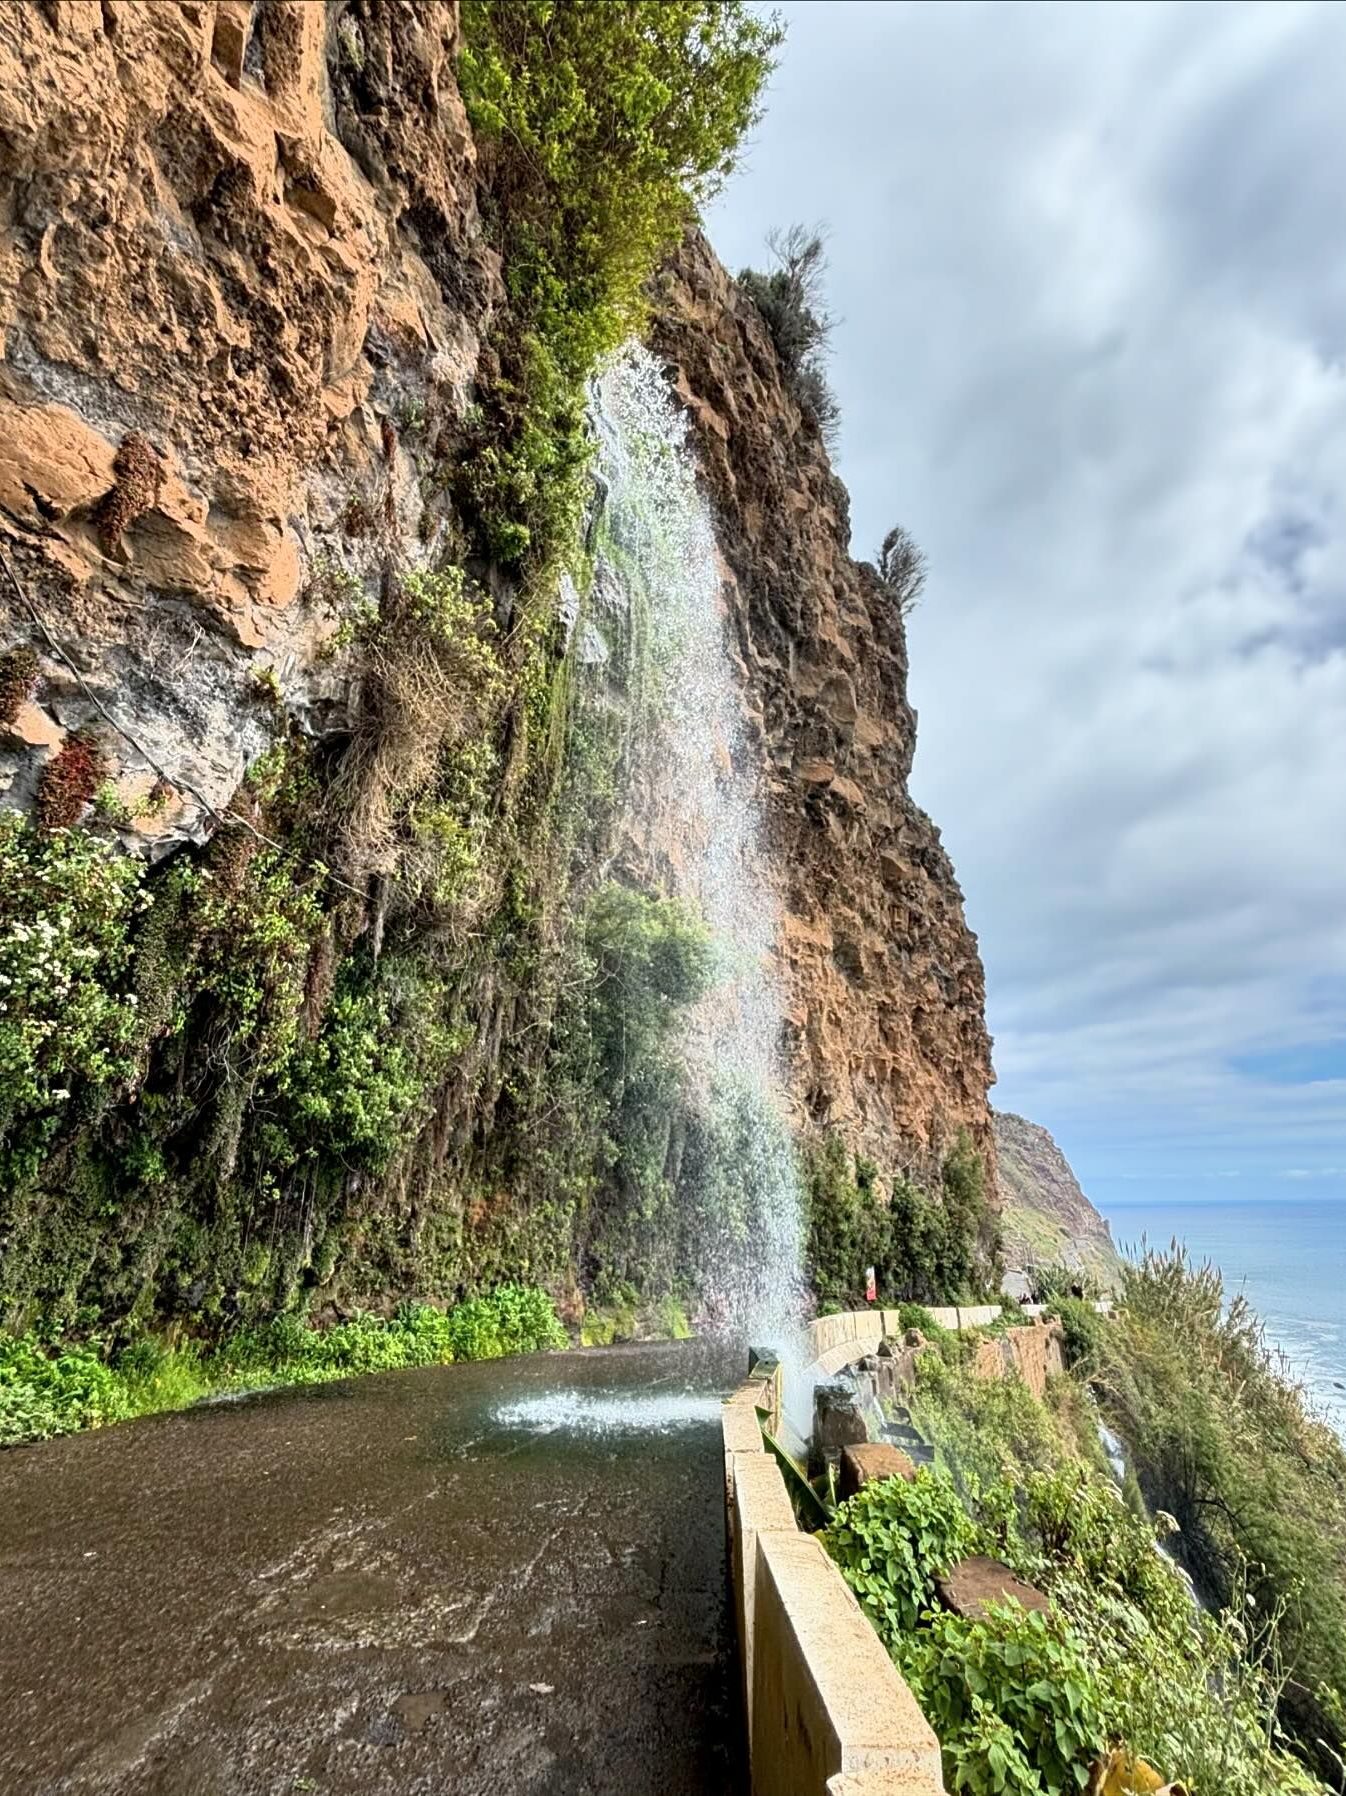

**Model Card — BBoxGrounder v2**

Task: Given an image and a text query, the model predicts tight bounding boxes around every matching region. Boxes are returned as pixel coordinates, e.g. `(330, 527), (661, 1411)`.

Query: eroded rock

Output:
(839, 1442), (917, 1499)
(935, 1556), (1051, 1622)
(0, 0), (498, 849)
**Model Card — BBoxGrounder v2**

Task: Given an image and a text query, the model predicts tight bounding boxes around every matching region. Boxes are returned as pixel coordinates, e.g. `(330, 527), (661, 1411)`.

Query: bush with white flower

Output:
(0, 813), (146, 1180)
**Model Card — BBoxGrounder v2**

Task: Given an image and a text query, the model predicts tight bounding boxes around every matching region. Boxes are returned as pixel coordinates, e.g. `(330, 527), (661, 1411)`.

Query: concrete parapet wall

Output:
(925, 1303), (1002, 1330)
(721, 1373), (944, 1796)
(731, 1449), (797, 1731)
(799, 1305), (1089, 1389)
(724, 1398), (768, 1457)
(721, 1306), (1094, 1791)
(723, 1365), (786, 1505)
(750, 1530), (943, 1796)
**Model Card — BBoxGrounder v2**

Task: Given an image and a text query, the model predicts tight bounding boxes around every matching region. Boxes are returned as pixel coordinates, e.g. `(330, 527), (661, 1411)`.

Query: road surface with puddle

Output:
(0, 1339), (744, 1794)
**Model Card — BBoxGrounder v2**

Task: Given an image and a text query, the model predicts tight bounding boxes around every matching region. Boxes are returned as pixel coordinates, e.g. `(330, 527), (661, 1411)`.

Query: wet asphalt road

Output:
(0, 1340), (745, 1796)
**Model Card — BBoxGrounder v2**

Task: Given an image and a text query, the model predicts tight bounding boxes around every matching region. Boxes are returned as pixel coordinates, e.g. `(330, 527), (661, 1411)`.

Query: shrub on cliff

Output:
(876, 523), (928, 618)
(805, 1131), (998, 1308)
(0, 815), (144, 1188)
(1093, 1247), (1346, 1773)
(825, 1460), (1320, 1796)
(458, 0), (782, 566)
(738, 224), (842, 444)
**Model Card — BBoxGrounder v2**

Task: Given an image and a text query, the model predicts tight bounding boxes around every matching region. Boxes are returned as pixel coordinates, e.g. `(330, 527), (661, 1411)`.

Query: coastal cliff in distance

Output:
(994, 1111), (1120, 1286)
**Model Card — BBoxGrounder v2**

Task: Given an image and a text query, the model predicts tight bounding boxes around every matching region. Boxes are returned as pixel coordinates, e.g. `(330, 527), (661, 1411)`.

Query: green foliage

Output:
(902, 1603), (1106, 1796)
(188, 842), (325, 1078)
(825, 1449), (1321, 1796)
(399, 568), (502, 689)
(579, 1309), (620, 1348)
(0, 763), (476, 1333)
(278, 961), (458, 1173)
(457, 0), (781, 567)
(899, 1301), (943, 1334)
(1093, 1246), (1346, 1770)
(0, 815), (145, 1185)
(672, 1075), (799, 1317)
(585, 881), (716, 1022)
(653, 1292), (692, 1340)
(1049, 1296), (1108, 1373)
(804, 1130), (997, 1309)
(221, 1288), (566, 1382)
(908, 1347), (1109, 1504)
(825, 1466), (975, 1636)
(578, 1292), (690, 1345)
(738, 224), (840, 443)
(1033, 1263), (1105, 1305)
(434, 1284), (568, 1362)
(0, 1330), (132, 1443)
(942, 1131), (1003, 1290)
(0, 1287), (567, 1446)
(566, 882), (715, 1298)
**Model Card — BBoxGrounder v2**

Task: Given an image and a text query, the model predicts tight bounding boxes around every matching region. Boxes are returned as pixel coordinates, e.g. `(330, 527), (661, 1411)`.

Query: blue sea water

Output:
(1101, 1198), (1346, 1436)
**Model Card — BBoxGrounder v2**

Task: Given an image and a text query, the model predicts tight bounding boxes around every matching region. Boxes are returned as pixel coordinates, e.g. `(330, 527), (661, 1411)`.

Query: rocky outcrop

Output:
(994, 1111), (1120, 1285)
(838, 1441), (916, 1498)
(652, 234), (996, 1184)
(970, 1316), (1066, 1399)
(936, 1556), (1050, 1622)
(0, 0), (496, 843)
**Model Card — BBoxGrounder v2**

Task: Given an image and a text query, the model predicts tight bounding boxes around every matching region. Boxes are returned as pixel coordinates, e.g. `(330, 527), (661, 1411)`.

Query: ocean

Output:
(1101, 1197), (1346, 1436)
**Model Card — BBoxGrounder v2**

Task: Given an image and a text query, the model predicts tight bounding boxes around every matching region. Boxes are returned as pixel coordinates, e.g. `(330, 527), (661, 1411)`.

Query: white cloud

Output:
(710, 0), (1346, 1196)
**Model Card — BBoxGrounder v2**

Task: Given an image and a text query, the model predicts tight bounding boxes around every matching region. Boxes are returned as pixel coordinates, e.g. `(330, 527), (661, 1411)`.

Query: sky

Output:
(708, 0), (1346, 1211)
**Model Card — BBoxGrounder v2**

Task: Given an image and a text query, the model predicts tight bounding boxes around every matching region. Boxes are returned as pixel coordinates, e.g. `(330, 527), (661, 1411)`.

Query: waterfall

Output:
(589, 344), (806, 1358)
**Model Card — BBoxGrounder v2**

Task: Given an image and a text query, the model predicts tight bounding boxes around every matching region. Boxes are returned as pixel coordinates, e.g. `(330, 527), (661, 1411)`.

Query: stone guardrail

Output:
(799, 1301), (1109, 1384)
(722, 1355), (945, 1796)
(723, 1302), (1112, 1792)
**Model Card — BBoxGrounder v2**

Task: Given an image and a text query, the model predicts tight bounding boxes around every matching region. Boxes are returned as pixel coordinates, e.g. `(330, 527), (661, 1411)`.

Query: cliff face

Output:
(652, 236), (996, 1184)
(0, 0), (495, 842)
(0, 1), (996, 1333)
(993, 1112), (1120, 1285)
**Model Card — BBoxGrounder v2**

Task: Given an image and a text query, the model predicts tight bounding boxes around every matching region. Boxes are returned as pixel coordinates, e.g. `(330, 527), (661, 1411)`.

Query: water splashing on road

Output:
(494, 1391), (725, 1436)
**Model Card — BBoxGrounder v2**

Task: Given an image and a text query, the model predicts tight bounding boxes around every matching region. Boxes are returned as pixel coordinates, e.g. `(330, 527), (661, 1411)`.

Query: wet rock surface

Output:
(0, 1340), (744, 1795)
(810, 1381), (870, 1477)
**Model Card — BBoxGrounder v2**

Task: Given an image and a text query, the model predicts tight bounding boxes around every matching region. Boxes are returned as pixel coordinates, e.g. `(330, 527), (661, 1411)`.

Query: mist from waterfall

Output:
(590, 344), (806, 1359)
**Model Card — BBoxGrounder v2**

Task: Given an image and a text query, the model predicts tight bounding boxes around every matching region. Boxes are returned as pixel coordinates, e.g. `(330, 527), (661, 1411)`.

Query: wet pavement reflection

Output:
(0, 1340), (745, 1795)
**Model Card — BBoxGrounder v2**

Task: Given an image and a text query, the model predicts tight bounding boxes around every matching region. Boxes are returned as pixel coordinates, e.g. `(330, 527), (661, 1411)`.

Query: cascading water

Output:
(589, 344), (807, 1364)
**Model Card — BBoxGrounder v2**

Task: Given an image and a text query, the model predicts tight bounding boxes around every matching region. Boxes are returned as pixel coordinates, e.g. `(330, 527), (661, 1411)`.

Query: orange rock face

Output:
(0, 0), (498, 836)
(652, 235), (997, 1188)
